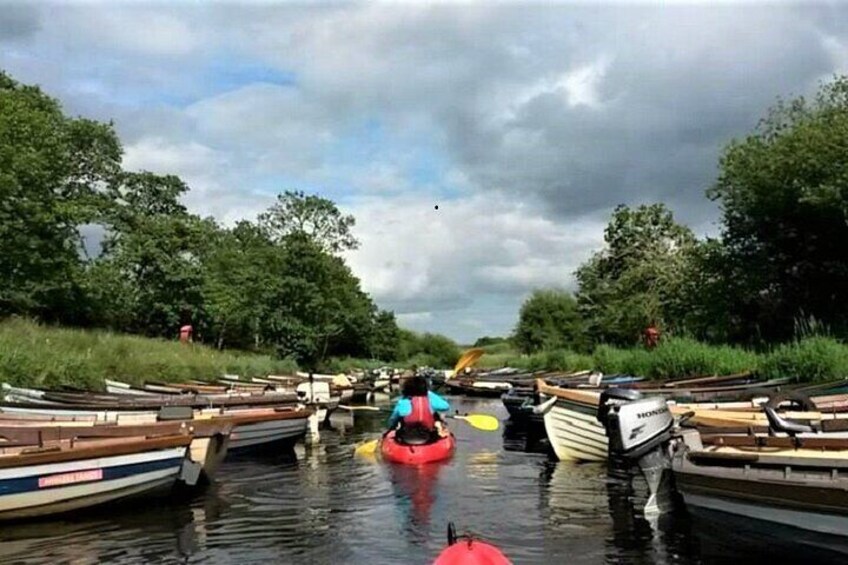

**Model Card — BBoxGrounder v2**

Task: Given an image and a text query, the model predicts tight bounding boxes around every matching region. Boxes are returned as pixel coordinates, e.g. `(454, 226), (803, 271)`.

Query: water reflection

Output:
(602, 471), (695, 565)
(388, 462), (445, 533)
(688, 507), (848, 564)
(0, 488), (206, 563)
(502, 418), (549, 455)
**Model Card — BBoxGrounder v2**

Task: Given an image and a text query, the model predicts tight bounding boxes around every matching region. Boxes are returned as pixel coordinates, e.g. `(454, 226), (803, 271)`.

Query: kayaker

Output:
(387, 375), (450, 442)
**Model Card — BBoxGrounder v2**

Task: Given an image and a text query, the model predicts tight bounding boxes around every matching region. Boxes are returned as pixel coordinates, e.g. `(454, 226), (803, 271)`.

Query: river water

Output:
(0, 396), (843, 564)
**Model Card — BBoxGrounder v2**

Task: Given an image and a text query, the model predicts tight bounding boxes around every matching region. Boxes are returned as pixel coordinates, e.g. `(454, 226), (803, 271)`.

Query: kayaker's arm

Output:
(428, 391), (450, 412)
(387, 398), (412, 428)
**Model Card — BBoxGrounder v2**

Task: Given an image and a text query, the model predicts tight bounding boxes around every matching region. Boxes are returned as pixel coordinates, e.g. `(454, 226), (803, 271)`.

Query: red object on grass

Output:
(179, 325), (193, 343)
(643, 325), (660, 349)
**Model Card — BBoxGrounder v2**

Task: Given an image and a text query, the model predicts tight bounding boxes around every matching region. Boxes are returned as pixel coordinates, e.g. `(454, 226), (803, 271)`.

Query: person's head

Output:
(402, 375), (429, 397)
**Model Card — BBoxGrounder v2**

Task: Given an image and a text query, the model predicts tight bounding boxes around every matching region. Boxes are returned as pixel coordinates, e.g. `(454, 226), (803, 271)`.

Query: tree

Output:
(368, 310), (402, 361)
(90, 171), (213, 336)
(0, 70), (399, 366)
(259, 190), (358, 253)
(201, 221), (280, 350)
(0, 71), (121, 321)
(473, 336), (508, 348)
(396, 330), (460, 368)
(575, 204), (696, 345)
(266, 236), (375, 366)
(513, 289), (586, 353)
(709, 76), (848, 341)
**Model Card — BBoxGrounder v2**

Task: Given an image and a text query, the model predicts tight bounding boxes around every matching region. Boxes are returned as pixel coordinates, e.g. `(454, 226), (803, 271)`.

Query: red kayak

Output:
(433, 523), (512, 565)
(380, 431), (455, 465)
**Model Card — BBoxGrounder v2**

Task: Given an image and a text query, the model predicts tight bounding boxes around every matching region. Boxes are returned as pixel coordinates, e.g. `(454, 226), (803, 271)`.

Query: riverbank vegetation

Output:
(0, 318), (297, 389)
(475, 336), (848, 383)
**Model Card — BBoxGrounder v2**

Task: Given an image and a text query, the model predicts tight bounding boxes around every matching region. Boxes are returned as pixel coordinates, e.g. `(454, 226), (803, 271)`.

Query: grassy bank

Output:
(0, 319), (298, 390)
(3, 320), (847, 389)
(476, 336), (848, 383)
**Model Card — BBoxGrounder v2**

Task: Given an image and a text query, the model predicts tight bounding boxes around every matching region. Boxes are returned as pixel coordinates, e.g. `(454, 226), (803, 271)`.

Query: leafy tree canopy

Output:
(514, 289), (586, 353)
(259, 190), (358, 253)
(575, 204), (696, 345)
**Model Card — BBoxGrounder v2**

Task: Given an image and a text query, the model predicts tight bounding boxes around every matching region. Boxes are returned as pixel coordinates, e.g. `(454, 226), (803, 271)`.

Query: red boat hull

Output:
(380, 431), (455, 465)
(433, 540), (512, 565)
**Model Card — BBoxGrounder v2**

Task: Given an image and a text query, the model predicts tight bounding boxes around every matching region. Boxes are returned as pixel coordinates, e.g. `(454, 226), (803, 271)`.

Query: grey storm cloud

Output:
(214, 3), (848, 227)
(0, 4), (40, 40)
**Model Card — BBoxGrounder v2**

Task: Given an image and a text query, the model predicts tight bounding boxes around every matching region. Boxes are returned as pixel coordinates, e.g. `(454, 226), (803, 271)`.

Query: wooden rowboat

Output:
(0, 416), (236, 481)
(0, 399), (312, 455)
(536, 379), (848, 462)
(672, 427), (848, 543)
(0, 434), (192, 520)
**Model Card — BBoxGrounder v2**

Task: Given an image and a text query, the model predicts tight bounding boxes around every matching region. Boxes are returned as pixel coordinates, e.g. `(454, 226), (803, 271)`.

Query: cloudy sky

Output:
(2, 2), (847, 342)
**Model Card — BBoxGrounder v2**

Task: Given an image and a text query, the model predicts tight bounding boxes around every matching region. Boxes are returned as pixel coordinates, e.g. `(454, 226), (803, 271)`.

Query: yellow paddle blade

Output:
(453, 348), (484, 375)
(452, 413), (499, 431)
(354, 439), (380, 456)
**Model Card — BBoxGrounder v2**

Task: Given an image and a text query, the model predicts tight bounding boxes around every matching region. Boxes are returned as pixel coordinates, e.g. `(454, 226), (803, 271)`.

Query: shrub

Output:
(760, 336), (848, 383)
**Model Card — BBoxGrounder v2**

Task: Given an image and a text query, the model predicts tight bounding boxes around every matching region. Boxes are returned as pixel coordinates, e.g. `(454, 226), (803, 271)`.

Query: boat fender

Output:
(532, 396), (557, 415)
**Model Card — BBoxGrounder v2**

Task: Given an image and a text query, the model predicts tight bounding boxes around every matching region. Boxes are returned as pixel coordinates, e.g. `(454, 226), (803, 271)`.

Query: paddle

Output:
(452, 348), (485, 377)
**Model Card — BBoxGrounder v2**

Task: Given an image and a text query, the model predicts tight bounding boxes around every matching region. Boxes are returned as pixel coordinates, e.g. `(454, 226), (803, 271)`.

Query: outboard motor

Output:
(597, 388), (675, 514)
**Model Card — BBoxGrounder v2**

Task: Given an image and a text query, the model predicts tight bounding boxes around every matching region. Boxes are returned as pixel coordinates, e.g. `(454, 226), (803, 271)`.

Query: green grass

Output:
(759, 336), (848, 382)
(473, 336), (848, 382)
(0, 318), (298, 390)
(592, 338), (759, 379)
(3, 320), (846, 388)
(320, 356), (389, 373)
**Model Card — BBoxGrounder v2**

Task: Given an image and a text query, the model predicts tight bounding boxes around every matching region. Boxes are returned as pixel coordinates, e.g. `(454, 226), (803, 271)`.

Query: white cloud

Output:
(344, 193), (604, 317)
(123, 137), (273, 225)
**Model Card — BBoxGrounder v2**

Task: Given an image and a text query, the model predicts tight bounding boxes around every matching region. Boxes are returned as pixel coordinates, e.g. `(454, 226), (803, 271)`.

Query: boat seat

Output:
(821, 418), (848, 433)
(395, 426), (437, 446)
(763, 406), (816, 436)
(157, 406), (194, 421)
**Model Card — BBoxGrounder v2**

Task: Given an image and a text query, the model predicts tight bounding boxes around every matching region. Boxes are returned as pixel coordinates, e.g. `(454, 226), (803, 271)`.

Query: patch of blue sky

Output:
(322, 117), (465, 201)
(74, 53), (298, 108)
(150, 59), (297, 107)
(201, 56), (297, 92)
(252, 174), (332, 199)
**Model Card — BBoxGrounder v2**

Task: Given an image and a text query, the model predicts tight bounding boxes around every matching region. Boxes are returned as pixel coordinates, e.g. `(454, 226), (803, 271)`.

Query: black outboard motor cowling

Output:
(597, 387), (643, 431)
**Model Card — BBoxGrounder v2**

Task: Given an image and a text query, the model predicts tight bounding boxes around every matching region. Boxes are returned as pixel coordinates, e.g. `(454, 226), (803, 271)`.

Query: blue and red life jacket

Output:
(402, 395), (436, 429)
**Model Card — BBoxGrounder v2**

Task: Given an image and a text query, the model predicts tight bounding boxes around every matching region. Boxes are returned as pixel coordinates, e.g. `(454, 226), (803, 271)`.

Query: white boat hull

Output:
(228, 418), (307, 452)
(541, 396), (608, 462)
(104, 380), (154, 396)
(0, 447), (186, 519)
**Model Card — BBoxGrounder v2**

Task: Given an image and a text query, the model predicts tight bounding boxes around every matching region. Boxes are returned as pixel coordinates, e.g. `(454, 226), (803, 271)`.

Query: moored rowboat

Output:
(0, 401), (311, 456)
(536, 379), (848, 462)
(0, 434), (192, 520)
(0, 417), (233, 481)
